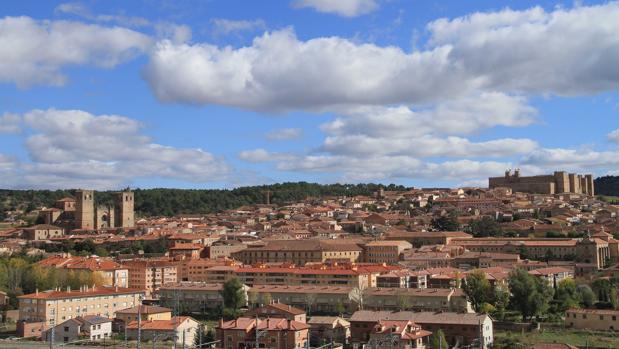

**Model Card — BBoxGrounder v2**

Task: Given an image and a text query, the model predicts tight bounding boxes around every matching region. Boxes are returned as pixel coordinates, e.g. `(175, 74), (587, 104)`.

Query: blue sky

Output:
(0, 0), (618, 189)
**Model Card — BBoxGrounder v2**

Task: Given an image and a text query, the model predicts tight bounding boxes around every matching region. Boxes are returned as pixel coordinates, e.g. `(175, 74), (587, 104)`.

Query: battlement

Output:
(489, 170), (594, 195)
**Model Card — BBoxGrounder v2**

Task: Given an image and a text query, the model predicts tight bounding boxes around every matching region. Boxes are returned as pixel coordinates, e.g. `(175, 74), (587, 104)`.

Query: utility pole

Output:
(137, 296), (142, 349)
(49, 300), (56, 349)
(182, 329), (186, 349)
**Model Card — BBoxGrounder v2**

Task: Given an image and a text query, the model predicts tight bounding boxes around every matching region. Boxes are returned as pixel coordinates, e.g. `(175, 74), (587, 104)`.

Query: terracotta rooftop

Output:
(19, 286), (144, 300)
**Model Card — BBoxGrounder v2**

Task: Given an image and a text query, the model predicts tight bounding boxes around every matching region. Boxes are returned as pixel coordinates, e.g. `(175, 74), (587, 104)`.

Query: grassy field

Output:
(495, 329), (619, 348)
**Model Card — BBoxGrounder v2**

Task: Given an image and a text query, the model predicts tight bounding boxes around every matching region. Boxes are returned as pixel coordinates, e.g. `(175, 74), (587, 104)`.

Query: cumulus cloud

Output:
(238, 149), (295, 163)
(211, 18), (266, 35)
(0, 113), (21, 133)
(0, 16), (152, 87)
(0, 154), (15, 171)
(145, 3), (619, 110)
(292, 0), (379, 17)
(266, 128), (303, 141)
(608, 129), (619, 144)
(0, 109), (231, 189)
(278, 156), (512, 183)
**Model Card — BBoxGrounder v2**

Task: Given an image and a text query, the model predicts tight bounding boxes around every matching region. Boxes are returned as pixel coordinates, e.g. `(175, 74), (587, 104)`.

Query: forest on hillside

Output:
(0, 182), (408, 218)
(595, 176), (619, 197)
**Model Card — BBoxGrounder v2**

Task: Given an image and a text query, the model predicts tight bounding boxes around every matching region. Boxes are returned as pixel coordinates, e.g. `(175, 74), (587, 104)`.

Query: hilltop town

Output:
(1, 172), (619, 349)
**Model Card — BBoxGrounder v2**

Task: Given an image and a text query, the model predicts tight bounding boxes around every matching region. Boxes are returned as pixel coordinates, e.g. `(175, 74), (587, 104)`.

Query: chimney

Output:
(67, 286), (71, 292)
(35, 288), (39, 295)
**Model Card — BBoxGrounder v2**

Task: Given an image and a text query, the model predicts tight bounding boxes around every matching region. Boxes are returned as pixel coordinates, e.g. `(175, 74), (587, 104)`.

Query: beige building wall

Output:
(75, 190), (95, 230)
(566, 309), (619, 331)
(18, 288), (144, 325)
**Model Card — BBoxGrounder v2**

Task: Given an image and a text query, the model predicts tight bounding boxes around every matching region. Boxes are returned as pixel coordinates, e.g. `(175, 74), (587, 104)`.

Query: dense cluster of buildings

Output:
(1, 172), (619, 348)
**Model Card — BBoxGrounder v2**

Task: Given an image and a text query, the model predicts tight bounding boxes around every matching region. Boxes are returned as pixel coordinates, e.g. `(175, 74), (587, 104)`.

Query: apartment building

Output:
(364, 240), (412, 264)
(157, 282), (248, 312)
(231, 240), (364, 265)
(217, 317), (309, 349)
(123, 260), (178, 297)
(184, 263), (399, 289)
(18, 286), (144, 327)
(115, 305), (172, 328)
(376, 270), (428, 289)
(364, 288), (471, 313)
(38, 254), (129, 287)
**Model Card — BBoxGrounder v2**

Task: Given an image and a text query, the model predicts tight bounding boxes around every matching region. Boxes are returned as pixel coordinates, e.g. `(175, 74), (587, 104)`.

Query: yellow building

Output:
(18, 286), (145, 326)
(115, 305), (172, 327)
(364, 240), (412, 264)
(231, 240), (364, 265)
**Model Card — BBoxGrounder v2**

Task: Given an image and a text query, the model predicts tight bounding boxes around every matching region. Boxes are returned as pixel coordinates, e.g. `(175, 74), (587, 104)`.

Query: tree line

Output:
(0, 182), (408, 219)
(463, 269), (619, 323)
(595, 175), (619, 197)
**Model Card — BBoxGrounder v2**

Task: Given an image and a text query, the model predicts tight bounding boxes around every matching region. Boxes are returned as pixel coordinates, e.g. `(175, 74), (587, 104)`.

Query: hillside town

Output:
(1, 171), (619, 349)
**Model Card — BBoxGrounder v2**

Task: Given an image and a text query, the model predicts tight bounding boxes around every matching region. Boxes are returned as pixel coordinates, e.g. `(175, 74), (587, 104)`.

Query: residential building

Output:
(245, 303), (307, 322)
(126, 316), (200, 345)
(364, 288), (472, 313)
(158, 282), (248, 313)
(38, 254), (129, 287)
(364, 240), (412, 264)
(307, 316), (350, 346)
(368, 320), (431, 349)
(123, 260), (178, 297)
(376, 271), (428, 289)
(18, 286), (144, 329)
(231, 240), (364, 265)
(350, 311), (493, 349)
(114, 305), (172, 328)
(45, 315), (112, 342)
(217, 317), (309, 349)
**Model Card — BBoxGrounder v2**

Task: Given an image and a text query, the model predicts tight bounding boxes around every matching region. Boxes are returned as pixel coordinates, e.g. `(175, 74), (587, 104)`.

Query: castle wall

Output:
(95, 206), (115, 229)
(554, 171), (570, 193)
(586, 175), (595, 196)
(569, 174), (582, 194)
(489, 171), (594, 196)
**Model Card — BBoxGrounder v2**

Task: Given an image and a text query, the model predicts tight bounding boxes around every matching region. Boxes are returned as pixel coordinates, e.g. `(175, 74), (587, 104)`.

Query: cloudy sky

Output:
(1, 0), (618, 190)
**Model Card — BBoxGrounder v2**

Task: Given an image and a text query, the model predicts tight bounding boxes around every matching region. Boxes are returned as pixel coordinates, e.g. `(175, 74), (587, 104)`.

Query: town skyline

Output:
(1, 0), (619, 190)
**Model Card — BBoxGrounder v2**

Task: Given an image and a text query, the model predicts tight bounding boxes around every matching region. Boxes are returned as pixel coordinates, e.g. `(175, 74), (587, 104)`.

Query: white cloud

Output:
(238, 149), (295, 163)
(266, 128), (303, 140)
(292, 0), (379, 17)
(0, 16), (152, 87)
(55, 2), (151, 27)
(211, 18), (266, 35)
(0, 154), (15, 172)
(0, 109), (231, 189)
(0, 113), (21, 133)
(145, 3), (619, 110)
(278, 155), (511, 183)
(608, 129), (619, 144)
(521, 148), (619, 170)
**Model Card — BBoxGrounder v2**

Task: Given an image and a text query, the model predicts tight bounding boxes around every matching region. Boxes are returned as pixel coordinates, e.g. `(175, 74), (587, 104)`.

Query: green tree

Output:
(431, 211), (460, 231)
(508, 268), (554, 321)
(220, 278), (246, 315)
(576, 284), (595, 307)
(469, 216), (503, 237)
(93, 246), (109, 257)
(463, 270), (492, 312)
(492, 284), (510, 321)
(591, 279), (613, 305)
(430, 329), (448, 349)
(553, 279), (581, 313)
